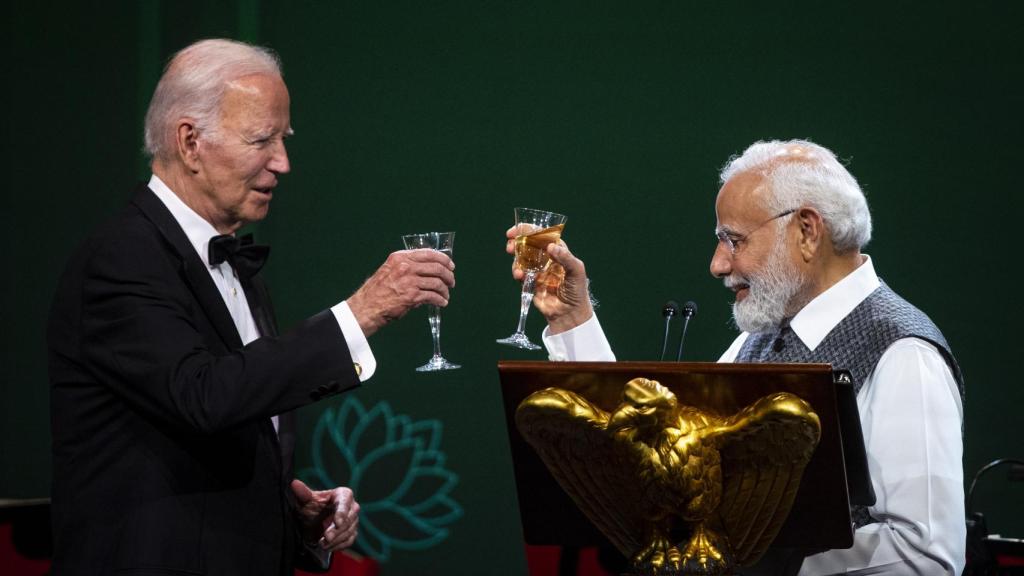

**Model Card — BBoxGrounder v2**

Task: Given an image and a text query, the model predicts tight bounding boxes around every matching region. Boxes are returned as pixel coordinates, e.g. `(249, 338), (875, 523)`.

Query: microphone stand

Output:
(675, 301), (697, 361)
(659, 301), (679, 361)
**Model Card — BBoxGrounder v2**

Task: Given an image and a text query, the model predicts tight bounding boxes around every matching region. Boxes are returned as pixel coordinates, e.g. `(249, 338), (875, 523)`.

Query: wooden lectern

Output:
(498, 361), (873, 563)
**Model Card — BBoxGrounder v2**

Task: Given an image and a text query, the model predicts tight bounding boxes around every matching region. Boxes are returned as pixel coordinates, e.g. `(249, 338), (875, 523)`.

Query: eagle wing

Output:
(515, 387), (650, 557)
(701, 392), (821, 566)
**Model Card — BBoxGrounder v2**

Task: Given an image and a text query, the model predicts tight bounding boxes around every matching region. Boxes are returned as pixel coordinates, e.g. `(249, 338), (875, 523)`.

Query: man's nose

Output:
(268, 141), (290, 174)
(709, 242), (732, 278)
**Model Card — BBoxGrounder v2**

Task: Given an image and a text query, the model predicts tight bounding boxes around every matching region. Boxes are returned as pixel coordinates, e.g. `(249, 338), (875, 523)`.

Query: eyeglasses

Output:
(715, 209), (797, 255)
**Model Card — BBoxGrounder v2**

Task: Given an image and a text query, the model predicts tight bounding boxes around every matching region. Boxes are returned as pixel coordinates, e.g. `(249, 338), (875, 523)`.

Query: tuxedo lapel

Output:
(243, 275), (298, 481)
(243, 275), (280, 340)
(131, 184), (244, 350)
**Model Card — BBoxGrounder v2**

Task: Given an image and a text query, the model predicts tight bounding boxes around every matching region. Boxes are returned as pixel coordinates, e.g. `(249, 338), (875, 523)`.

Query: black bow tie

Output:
(208, 233), (270, 280)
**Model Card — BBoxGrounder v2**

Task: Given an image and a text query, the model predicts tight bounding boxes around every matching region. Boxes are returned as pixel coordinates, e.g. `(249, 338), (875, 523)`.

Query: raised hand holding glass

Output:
(497, 207), (567, 350)
(402, 232), (460, 371)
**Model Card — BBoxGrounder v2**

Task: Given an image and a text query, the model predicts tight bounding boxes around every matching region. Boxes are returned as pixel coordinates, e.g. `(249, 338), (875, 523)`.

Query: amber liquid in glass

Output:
(514, 223), (565, 272)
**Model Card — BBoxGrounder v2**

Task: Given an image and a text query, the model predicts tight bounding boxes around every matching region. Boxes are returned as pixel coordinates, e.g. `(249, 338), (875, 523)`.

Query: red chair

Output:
(0, 523), (51, 576)
(296, 550), (380, 576)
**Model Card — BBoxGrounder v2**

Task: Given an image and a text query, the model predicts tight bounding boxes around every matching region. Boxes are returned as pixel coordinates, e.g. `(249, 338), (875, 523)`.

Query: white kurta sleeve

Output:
(541, 314), (616, 361)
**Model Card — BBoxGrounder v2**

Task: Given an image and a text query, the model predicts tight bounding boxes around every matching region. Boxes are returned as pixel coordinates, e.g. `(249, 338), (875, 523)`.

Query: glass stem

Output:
(515, 271), (538, 335)
(429, 305), (442, 359)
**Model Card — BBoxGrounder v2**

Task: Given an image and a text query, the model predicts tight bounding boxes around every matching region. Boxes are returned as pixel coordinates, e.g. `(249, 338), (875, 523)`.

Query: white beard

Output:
(726, 237), (806, 333)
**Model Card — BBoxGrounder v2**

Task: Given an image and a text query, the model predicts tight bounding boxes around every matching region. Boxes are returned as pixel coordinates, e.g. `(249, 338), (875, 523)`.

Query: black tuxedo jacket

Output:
(47, 184), (360, 575)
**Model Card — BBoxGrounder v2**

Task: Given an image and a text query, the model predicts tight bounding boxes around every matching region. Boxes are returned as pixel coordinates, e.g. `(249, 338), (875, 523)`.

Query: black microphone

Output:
(675, 301), (698, 361)
(659, 301), (680, 361)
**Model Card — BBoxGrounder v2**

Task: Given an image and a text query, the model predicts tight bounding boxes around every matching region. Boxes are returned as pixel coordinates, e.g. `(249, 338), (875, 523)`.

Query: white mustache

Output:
(723, 276), (748, 290)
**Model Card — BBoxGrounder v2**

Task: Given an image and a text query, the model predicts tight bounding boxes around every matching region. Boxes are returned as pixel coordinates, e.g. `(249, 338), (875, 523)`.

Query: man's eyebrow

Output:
(245, 127), (294, 142)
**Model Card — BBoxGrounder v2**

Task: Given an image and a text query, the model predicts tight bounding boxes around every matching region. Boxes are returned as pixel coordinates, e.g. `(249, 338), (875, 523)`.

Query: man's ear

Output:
(796, 207), (826, 261)
(175, 119), (202, 173)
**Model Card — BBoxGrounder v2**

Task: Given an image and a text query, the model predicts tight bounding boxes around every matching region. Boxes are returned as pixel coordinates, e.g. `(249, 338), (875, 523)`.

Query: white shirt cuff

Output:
(331, 301), (376, 382)
(541, 314), (616, 362)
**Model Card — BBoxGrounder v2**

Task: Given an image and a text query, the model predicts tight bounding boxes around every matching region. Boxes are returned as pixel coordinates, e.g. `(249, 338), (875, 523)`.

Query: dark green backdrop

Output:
(6, 1), (1022, 574)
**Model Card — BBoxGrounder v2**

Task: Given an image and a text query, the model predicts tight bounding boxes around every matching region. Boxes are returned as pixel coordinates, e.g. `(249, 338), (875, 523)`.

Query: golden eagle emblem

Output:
(516, 377), (821, 575)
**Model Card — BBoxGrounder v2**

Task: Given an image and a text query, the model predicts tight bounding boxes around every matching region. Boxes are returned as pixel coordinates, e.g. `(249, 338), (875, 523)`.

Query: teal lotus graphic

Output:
(299, 396), (463, 561)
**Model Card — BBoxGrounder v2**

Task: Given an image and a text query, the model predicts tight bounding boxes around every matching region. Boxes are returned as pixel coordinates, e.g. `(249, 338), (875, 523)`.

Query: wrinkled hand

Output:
(505, 226), (592, 335)
(291, 479), (360, 552)
(348, 249), (456, 336)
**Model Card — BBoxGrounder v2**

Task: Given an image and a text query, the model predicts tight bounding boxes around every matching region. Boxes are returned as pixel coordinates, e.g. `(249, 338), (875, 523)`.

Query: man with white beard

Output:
(507, 140), (966, 575)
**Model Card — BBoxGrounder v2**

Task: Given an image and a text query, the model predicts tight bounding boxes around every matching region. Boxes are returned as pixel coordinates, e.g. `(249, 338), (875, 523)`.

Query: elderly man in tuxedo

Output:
(508, 140), (965, 575)
(47, 38), (455, 575)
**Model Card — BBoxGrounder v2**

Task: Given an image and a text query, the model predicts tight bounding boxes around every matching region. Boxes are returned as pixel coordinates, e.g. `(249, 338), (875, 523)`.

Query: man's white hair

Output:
(720, 139), (872, 252)
(144, 38), (282, 162)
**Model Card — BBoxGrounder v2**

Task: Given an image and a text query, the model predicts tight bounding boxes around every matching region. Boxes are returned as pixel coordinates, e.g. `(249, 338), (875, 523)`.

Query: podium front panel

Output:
(498, 361), (854, 551)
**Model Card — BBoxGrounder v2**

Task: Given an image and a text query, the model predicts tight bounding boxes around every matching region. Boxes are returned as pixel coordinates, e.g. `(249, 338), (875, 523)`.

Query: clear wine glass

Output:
(402, 232), (461, 371)
(496, 207), (567, 350)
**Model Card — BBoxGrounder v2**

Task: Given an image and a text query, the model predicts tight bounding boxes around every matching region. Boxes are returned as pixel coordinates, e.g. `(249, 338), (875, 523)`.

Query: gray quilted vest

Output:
(735, 280), (964, 527)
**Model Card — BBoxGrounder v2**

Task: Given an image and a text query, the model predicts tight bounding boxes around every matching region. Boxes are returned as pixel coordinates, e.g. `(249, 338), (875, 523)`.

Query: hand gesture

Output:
(291, 479), (360, 552)
(505, 226), (592, 334)
(348, 249), (456, 336)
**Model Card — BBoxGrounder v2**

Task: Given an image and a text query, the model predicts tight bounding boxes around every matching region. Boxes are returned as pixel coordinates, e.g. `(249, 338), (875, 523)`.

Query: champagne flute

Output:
(402, 232), (461, 371)
(496, 207), (567, 350)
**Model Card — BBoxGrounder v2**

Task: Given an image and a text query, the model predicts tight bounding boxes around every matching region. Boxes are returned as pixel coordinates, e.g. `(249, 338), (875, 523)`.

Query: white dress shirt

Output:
(543, 257), (965, 575)
(148, 175), (377, 400)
